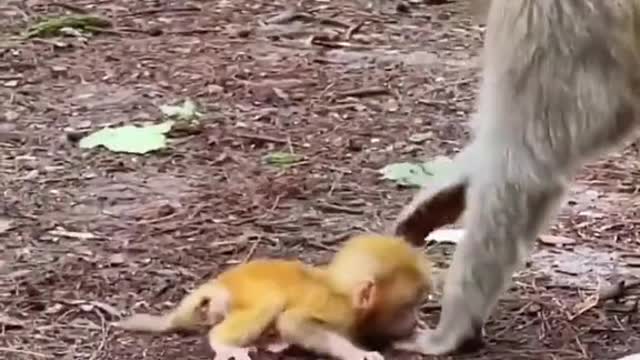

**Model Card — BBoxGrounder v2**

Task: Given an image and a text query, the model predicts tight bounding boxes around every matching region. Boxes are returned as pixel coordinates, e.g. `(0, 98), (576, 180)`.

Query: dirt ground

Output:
(1, 1), (639, 359)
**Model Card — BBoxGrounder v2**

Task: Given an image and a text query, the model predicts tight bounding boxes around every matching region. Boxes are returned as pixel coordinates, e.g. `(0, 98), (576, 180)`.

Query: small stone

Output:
(108, 253), (126, 265)
(3, 80), (18, 88)
(408, 132), (433, 144)
(3, 110), (19, 121)
(51, 65), (68, 74)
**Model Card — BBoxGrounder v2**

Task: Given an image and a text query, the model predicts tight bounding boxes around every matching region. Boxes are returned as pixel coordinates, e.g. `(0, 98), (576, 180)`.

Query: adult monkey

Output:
(391, 0), (640, 355)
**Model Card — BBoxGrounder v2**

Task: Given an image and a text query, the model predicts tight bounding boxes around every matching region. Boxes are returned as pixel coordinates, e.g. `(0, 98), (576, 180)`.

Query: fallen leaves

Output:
(620, 253), (640, 267)
(48, 229), (99, 240)
(25, 15), (112, 38)
(0, 217), (14, 234)
(159, 99), (202, 120)
(78, 99), (203, 154)
(380, 156), (455, 187)
(538, 234), (577, 246)
(79, 121), (174, 154)
(263, 152), (304, 168)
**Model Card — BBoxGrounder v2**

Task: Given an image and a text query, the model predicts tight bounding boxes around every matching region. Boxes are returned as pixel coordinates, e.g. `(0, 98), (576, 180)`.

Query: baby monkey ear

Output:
(195, 297), (212, 322)
(352, 279), (378, 310)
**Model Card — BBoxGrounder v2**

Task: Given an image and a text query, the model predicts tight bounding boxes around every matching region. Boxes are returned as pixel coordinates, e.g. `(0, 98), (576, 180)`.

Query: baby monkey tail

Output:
(114, 282), (229, 333)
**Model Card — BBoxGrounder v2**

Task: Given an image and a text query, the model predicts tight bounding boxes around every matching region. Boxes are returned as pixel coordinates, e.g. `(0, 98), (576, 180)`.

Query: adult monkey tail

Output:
(390, 152), (467, 246)
(391, 0), (640, 355)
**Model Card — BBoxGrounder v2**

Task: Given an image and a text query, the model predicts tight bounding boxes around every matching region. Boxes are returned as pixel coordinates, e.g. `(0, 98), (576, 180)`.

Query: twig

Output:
(424, 77), (476, 96)
(314, 201), (364, 215)
(322, 231), (353, 246)
(265, 10), (350, 28)
(0, 347), (52, 358)
(47, 2), (89, 14)
(242, 237), (262, 263)
(167, 29), (221, 36)
(345, 21), (364, 39)
(138, 208), (183, 225)
(309, 36), (377, 50)
(265, 8), (301, 24)
(315, 16), (351, 29)
(569, 290), (600, 321)
(211, 240), (249, 248)
(574, 335), (587, 358)
(492, 301), (536, 338)
(126, 6), (201, 17)
(88, 308), (108, 360)
(308, 241), (338, 251)
(336, 86), (389, 98)
(235, 132), (290, 144)
(0, 75), (24, 81)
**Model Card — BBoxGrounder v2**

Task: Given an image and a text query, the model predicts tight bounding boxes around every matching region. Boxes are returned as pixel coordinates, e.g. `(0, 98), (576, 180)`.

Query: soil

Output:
(1, 1), (639, 359)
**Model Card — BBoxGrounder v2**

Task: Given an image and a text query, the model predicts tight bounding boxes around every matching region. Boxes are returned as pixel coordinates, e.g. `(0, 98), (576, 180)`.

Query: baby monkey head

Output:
(327, 233), (433, 340)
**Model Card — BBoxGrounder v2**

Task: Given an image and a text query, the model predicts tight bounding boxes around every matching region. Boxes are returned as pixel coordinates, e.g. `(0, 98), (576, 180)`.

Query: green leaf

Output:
(25, 15), (112, 38)
(263, 152), (303, 168)
(79, 121), (174, 154)
(380, 156), (455, 187)
(160, 99), (202, 120)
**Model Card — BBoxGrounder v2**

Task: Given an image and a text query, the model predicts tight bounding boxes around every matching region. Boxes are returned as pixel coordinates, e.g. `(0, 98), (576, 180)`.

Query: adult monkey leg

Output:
(392, 0), (640, 355)
(396, 161), (568, 354)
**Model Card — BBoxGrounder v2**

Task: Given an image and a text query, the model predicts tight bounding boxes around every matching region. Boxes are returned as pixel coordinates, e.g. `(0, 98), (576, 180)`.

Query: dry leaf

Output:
(0, 217), (14, 234)
(89, 301), (121, 317)
(0, 315), (24, 329)
(6, 269), (32, 280)
(45, 303), (64, 315)
(108, 253), (126, 265)
(623, 258), (640, 267)
(49, 229), (98, 240)
(538, 235), (576, 246)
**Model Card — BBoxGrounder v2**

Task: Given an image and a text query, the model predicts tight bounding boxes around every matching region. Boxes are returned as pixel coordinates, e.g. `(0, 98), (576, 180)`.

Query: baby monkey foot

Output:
(212, 345), (255, 360)
(265, 340), (290, 353)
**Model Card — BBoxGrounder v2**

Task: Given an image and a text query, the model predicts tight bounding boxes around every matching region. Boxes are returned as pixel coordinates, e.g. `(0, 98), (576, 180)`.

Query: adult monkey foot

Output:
(394, 326), (483, 356)
(390, 155), (474, 356)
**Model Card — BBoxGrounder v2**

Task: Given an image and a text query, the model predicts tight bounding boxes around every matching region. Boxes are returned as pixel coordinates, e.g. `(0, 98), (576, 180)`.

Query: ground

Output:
(1, 1), (639, 359)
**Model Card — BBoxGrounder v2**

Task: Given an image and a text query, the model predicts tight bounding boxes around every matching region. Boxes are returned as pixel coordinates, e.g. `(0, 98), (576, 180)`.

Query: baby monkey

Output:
(114, 233), (432, 360)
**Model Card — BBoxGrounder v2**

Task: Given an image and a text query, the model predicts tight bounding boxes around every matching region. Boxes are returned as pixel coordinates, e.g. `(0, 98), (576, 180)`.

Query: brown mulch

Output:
(1, 0), (639, 359)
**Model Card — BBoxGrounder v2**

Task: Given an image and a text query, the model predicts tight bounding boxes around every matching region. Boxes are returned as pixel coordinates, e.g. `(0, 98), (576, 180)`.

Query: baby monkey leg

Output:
(208, 302), (283, 360)
(276, 308), (384, 360)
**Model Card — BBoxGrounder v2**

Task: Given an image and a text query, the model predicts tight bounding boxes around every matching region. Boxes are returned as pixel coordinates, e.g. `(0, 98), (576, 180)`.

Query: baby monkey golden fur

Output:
(114, 234), (432, 360)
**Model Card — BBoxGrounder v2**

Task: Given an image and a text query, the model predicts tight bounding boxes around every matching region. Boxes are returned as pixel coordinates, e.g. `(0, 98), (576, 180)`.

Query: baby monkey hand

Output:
(352, 350), (384, 360)
(212, 344), (255, 360)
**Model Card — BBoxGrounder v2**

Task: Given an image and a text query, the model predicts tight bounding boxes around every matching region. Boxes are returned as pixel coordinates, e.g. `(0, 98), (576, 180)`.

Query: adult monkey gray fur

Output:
(390, 0), (640, 356)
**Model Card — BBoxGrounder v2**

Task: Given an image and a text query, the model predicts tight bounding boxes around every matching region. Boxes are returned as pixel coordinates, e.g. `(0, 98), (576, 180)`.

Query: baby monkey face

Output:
(359, 271), (430, 340)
